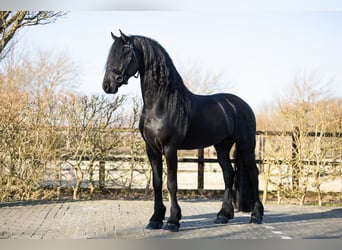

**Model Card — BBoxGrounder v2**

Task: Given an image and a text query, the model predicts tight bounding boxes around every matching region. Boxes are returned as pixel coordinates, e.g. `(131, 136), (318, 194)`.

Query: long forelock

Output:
(106, 39), (128, 68)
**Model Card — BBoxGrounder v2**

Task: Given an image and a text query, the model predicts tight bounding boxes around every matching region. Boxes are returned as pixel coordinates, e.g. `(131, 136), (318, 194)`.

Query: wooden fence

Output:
(97, 130), (342, 190)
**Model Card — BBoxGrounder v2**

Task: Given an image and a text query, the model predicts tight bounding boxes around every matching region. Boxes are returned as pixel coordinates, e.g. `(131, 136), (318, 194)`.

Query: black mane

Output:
(133, 36), (183, 87)
(132, 35), (192, 137)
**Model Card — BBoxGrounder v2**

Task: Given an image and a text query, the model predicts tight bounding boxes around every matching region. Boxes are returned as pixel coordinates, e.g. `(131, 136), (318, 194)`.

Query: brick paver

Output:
(0, 199), (341, 239)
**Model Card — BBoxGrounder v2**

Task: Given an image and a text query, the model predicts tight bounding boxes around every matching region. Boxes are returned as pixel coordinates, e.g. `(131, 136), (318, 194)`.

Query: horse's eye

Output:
(115, 75), (124, 83)
(123, 44), (132, 51)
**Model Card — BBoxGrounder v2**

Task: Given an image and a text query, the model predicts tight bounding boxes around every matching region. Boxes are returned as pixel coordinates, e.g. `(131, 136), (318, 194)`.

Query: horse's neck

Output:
(139, 72), (173, 109)
(140, 70), (191, 114)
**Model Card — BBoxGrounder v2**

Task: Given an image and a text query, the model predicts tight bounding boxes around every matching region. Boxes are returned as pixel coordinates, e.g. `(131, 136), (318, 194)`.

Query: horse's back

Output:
(196, 93), (256, 131)
(180, 93), (256, 149)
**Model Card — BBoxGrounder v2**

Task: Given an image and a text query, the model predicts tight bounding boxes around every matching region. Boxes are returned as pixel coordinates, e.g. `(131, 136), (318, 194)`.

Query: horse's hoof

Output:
(249, 216), (263, 224)
(163, 223), (180, 232)
(146, 221), (163, 230)
(214, 216), (229, 224)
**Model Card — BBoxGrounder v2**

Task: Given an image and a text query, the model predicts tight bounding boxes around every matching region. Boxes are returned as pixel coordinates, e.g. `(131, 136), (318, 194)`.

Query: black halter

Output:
(107, 43), (139, 86)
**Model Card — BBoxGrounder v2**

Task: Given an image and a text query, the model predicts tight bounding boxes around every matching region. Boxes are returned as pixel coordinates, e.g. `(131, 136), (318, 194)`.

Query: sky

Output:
(13, 10), (342, 111)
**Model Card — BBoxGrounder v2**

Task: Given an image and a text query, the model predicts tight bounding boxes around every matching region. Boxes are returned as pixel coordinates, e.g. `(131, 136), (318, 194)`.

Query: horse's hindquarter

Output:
(180, 94), (239, 149)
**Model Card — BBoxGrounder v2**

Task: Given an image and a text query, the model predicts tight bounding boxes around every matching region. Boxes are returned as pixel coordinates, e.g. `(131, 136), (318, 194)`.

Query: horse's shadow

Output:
(172, 207), (342, 232)
(176, 212), (250, 232)
(263, 207), (342, 224)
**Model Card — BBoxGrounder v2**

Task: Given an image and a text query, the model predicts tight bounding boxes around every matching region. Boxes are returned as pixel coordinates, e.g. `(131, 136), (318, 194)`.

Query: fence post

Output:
(197, 148), (204, 190)
(99, 160), (106, 190)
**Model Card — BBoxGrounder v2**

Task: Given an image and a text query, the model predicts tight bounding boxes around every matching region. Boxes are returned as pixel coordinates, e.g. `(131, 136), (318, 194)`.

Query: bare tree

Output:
(0, 50), (78, 201)
(126, 96), (148, 191)
(180, 63), (227, 94)
(257, 71), (341, 205)
(0, 11), (67, 60)
(61, 94), (125, 199)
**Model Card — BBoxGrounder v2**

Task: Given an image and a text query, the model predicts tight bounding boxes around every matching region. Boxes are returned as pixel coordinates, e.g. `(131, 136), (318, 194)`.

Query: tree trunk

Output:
(262, 163), (270, 205)
(277, 184), (282, 205)
(291, 127), (300, 193)
(317, 186), (322, 206)
(73, 180), (82, 200)
(73, 165), (83, 200)
(88, 161), (95, 199)
(144, 164), (152, 199)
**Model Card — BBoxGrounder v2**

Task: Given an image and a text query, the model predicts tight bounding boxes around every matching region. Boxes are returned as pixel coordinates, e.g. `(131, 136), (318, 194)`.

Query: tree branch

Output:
(0, 11), (67, 60)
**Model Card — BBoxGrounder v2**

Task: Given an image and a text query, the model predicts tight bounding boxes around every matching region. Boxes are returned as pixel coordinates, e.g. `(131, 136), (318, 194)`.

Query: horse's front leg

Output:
(145, 144), (166, 230)
(164, 147), (181, 232)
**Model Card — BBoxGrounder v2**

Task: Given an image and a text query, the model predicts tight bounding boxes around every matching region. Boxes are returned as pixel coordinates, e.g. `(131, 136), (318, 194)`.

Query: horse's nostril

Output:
(103, 82), (110, 92)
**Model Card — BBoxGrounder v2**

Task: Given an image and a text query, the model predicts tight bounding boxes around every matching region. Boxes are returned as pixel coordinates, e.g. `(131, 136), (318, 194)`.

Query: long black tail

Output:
(232, 150), (256, 212)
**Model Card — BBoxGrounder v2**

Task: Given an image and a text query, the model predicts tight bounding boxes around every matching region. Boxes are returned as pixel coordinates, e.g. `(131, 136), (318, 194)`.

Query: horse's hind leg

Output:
(214, 140), (235, 224)
(247, 156), (264, 224)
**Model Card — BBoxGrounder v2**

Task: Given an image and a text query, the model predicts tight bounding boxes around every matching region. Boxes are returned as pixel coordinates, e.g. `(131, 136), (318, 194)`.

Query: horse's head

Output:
(102, 30), (139, 94)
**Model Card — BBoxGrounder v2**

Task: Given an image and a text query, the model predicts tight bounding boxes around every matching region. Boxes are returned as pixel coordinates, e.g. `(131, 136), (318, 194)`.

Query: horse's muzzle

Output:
(102, 81), (118, 94)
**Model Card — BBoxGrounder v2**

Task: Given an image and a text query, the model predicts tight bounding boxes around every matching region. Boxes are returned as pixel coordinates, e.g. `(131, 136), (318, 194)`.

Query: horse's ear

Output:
(111, 32), (118, 40)
(119, 29), (129, 44)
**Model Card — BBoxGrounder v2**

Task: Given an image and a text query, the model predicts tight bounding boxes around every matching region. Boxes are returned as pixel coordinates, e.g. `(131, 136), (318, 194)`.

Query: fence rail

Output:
(256, 131), (342, 137)
(86, 130), (341, 190)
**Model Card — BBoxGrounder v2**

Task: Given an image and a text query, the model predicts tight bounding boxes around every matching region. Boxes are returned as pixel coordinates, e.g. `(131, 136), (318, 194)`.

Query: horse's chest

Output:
(140, 115), (176, 150)
(142, 116), (165, 135)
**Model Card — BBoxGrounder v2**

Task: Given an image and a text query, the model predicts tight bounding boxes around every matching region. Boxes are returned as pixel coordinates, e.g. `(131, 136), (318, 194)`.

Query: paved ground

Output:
(0, 199), (341, 239)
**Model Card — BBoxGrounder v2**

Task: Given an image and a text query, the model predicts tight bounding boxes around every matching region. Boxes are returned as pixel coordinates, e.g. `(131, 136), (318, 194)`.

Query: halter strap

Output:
(108, 43), (139, 85)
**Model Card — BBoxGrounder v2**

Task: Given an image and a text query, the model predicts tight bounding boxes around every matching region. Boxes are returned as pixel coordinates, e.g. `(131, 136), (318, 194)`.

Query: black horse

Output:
(102, 30), (264, 232)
